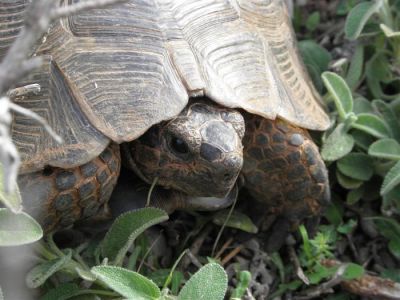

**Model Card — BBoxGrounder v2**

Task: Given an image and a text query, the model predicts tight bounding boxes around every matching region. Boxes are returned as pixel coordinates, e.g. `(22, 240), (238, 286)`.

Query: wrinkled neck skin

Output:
(122, 98), (245, 208)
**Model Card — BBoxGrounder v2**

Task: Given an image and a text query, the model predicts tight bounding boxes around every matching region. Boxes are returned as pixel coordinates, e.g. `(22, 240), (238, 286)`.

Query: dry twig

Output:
(323, 259), (400, 300)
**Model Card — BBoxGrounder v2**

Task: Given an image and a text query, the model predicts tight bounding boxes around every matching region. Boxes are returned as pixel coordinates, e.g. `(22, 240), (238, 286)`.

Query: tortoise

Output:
(4, 0), (330, 246)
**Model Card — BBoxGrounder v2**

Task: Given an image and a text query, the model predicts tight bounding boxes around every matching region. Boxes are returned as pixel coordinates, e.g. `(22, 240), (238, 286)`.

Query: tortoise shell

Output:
(3, 0), (329, 173)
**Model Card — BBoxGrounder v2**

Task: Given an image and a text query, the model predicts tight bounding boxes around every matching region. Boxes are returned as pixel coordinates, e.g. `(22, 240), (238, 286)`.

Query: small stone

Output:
(289, 134), (304, 146)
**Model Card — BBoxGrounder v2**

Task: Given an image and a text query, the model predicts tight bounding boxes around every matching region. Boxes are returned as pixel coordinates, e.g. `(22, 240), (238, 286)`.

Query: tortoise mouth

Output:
(160, 167), (240, 199)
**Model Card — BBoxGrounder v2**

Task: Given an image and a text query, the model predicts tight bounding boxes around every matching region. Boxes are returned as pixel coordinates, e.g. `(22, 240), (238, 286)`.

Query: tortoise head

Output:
(123, 100), (245, 198)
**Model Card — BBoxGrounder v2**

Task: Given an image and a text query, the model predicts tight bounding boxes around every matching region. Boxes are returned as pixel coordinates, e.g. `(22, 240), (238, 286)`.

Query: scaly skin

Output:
(241, 113), (330, 249)
(18, 144), (121, 232)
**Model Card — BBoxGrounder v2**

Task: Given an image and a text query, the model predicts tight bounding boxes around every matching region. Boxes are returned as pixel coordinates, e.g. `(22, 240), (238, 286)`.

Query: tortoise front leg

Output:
(241, 114), (330, 251)
(18, 143), (121, 232)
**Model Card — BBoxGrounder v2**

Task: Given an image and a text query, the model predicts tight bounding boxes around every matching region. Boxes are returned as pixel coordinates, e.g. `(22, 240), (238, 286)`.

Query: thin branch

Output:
(322, 259), (400, 299)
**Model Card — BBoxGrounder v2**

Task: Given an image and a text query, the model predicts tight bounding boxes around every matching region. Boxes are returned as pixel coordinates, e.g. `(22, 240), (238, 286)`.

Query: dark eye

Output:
(170, 136), (189, 155)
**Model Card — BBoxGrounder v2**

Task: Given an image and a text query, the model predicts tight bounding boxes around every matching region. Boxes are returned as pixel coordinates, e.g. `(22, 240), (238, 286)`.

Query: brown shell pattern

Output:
(2, 0), (329, 172)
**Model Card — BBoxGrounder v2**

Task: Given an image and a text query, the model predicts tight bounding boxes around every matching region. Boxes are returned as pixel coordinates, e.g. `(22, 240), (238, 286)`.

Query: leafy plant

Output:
(26, 207), (229, 299)
(320, 0), (400, 210)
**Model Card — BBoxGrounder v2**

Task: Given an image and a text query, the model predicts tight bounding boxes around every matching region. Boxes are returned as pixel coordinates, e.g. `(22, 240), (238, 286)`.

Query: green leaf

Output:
(324, 201), (343, 226)
(366, 55), (395, 100)
(336, 170), (364, 189)
(231, 270), (251, 300)
(0, 164), (22, 213)
(92, 266), (160, 300)
(351, 129), (376, 151)
(346, 186), (365, 205)
(322, 124), (355, 161)
(380, 24), (400, 37)
(299, 225), (312, 260)
(26, 249), (72, 288)
(101, 208), (168, 264)
(337, 153), (374, 181)
(343, 263), (364, 280)
(372, 217), (400, 258)
(40, 283), (80, 300)
(344, 1), (381, 40)
(0, 209), (42, 246)
(299, 41), (331, 92)
(337, 219), (357, 234)
(353, 97), (373, 114)
(212, 210), (258, 233)
(369, 139), (400, 160)
(352, 113), (391, 138)
(322, 72), (354, 119)
(381, 269), (400, 283)
(147, 268), (184, 294)
(389, 238), (400, 258)
(345, 45), (364, 89)
(299, 40), (331, 74)
(381, 161), (400, 195)
(372, 100), (400, 142)
(308, 264), (337, 284)
(306, 12), (320, 31)
(178, 263), (227, 300)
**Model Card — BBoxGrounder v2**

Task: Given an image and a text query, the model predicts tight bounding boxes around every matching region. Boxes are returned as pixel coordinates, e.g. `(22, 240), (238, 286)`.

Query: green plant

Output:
(318, 1), (400, 263)
(24, 208), (228, 300)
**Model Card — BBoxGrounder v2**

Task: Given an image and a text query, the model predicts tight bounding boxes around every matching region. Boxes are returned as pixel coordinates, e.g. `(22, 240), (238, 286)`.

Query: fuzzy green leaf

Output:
(345, 45), (364, 89)
(351, 129), (376, 151)
(369, 139), (400, 160)
(380, 24), (400, 37)
(336, 170), (364, 189)
(299, 41), (331, 92)
(178, 263), (227, 300)
(352, 113), (391, 138)
(337, 153), (374, 181)
(299, 41), (331, 74)
(40, 283), (80, 300)
(0, 164), (22, 213)
(0, 209), (42, 246)
(26, 249), (72, 288)
(322, 124), (355, 161)
(92, 266), (160, 300)
(322, 72), (354, 119)
(345, 1), (381, 40)
(372, 100), (400, 142)
(101, 208), (168, 264)
(366, 55), (394, 100)
(353, 97), (373, 114)
(381, 161), (400, 195)
(212, 210), (258, 233)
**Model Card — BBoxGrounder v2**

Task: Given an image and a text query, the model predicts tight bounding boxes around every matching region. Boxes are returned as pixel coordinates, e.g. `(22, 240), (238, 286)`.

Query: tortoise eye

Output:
(170, 136), (189, 155)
